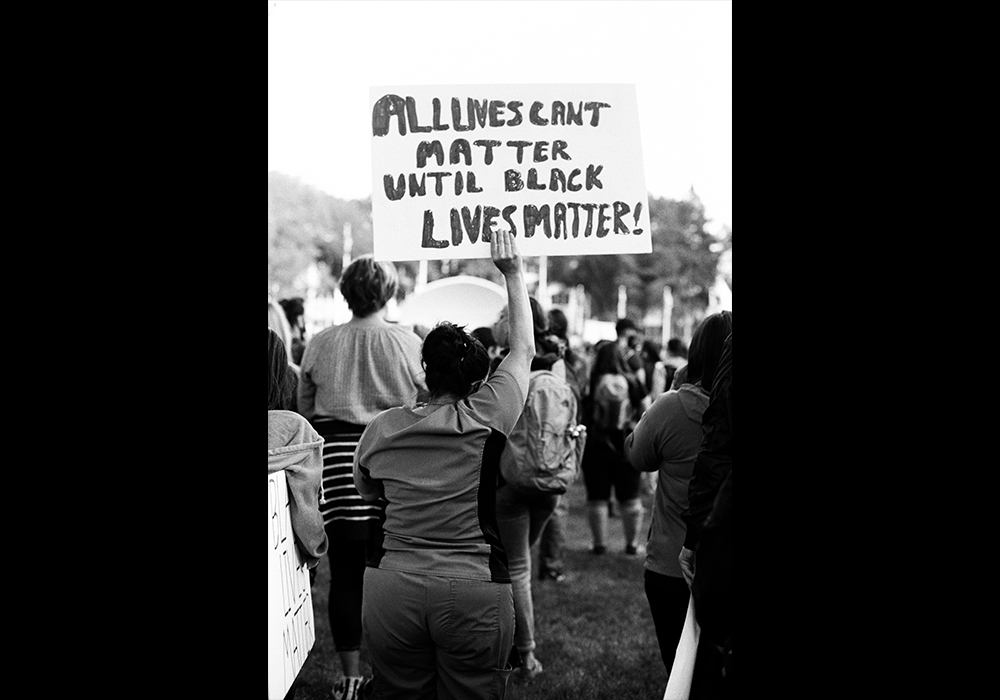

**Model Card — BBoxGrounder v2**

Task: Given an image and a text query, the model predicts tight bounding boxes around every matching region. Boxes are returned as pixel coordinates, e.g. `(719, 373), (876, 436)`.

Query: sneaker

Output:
(539, 569), (567, 583)
(331, 676), (365, 700)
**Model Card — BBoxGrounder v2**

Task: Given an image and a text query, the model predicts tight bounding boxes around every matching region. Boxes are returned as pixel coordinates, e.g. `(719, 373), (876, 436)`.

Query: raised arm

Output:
(493, 229), (532, 395)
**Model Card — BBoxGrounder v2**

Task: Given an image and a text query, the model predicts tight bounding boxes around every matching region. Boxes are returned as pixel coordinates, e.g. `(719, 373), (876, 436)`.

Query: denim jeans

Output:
(538, 494), (569, 577)
(495, 485), (558, 654)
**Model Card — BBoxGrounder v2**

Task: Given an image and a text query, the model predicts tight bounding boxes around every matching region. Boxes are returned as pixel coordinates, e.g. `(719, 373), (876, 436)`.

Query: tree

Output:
(268, 172), (332, 297)
(548, 190), (722, 338)
(268, 174), (725, 338)
(267, 173), (375, 298)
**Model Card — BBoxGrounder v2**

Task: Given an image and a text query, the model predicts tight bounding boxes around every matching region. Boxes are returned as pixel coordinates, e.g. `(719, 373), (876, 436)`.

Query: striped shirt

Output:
(313, 422), (381, 532)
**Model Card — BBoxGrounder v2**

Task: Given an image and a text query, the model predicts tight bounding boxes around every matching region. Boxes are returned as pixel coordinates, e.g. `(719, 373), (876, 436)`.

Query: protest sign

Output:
(370, 84), (652, 261)
(267, 470), (315, 700)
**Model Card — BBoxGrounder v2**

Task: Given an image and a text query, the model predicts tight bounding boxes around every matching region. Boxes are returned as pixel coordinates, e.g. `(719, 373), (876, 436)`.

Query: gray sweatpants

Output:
(362, 567), (515, 699)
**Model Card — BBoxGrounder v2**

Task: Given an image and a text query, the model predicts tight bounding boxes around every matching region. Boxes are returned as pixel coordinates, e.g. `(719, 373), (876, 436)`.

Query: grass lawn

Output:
(290, 479), (666, 699)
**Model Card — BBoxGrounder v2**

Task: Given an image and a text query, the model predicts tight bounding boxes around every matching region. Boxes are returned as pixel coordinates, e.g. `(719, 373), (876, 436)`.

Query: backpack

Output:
(592, 373), (631, 431)
(500, 369), (586, 494)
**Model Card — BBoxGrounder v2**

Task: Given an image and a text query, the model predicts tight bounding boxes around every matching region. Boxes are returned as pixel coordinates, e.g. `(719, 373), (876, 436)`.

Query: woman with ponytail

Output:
(353, 230), (533, 700)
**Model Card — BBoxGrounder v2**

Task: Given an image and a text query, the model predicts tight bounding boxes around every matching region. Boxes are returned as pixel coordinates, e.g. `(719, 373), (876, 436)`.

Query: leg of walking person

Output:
(495, 485), (545, 677)
(643, 569), (692, 673)
(526, 491), (557, 547)
(621, 498), (645, 554)
(538, 494), (568, 581)
(314, 420), (381, 699)
(582, 436), (613, 555)
(613, 448), (645, 554)
(326, 535), (367, 695)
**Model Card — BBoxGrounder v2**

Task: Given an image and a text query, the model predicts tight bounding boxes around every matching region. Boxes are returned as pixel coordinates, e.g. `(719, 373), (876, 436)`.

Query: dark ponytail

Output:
(422, 322), (490, 398)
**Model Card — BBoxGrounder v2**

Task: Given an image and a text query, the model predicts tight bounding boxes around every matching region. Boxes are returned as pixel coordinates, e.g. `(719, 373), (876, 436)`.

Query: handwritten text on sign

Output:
(267, 470), (315, 700)
(370, 84), (652, 261)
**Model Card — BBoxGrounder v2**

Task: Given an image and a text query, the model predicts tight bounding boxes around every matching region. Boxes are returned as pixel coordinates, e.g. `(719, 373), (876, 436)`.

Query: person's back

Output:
(624, 311), (731, 675)
(581, 340), (646, 555)
(501, 364), (584, 496)
(356, 352), (525, 574)
(352, 229), (533, 700)
(592, 371), (632, 432)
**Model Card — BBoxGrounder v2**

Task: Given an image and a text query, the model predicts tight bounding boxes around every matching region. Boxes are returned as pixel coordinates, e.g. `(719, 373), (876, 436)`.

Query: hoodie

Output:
(624, 384), (709, 578)
(268, 410), (328, 567)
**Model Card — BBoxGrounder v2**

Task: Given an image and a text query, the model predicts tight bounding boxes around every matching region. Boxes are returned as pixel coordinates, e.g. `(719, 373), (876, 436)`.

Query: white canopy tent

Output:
(392, 275), (507, 332)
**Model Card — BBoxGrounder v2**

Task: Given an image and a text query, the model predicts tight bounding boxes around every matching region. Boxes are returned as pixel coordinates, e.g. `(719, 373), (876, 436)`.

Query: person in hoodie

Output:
(623, 310), (732, 674)
(269, 328), (327, 700)
(268, 328), (328, 568)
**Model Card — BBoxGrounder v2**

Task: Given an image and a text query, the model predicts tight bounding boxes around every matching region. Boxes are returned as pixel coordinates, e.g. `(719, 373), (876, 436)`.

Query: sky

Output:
(268, 0), (732, 234)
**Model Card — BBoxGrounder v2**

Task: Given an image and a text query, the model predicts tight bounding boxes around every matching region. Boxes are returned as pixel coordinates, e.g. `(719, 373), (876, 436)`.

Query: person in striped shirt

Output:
(298, 255), (427, 700)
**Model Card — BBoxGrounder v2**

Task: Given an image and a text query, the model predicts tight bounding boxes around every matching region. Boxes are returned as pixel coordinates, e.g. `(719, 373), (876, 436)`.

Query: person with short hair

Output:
(354, 230), (532, 700)
(298, 254), (427, 700)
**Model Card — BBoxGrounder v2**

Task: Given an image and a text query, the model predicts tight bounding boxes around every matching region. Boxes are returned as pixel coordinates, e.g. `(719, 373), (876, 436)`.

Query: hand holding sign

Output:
(491, 228), (522, 277)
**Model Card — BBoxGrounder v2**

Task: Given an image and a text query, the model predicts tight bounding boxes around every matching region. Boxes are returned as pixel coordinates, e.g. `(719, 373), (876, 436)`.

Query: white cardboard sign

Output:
(370, 84), (652, 261)
(267, 470), (316, 700)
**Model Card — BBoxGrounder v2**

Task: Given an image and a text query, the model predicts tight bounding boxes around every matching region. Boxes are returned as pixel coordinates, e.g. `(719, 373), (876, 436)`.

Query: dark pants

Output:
(643, 569), (691, 673)
(689, 634), (729, 699)
(326, 534), (380, 652)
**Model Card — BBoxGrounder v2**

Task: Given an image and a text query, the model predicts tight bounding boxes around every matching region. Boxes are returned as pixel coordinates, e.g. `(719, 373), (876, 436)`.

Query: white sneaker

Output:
(331, 676), (365, 700)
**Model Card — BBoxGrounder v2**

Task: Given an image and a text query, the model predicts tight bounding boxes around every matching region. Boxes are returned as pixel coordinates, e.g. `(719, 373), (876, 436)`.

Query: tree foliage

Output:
(268, 173), (725, 337)
(549, 189), (723, 336)
(267, 172), (374, 298)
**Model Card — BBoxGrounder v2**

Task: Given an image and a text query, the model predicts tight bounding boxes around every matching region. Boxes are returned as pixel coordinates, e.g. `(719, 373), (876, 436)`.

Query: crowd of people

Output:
(267, 234), (732, 700)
